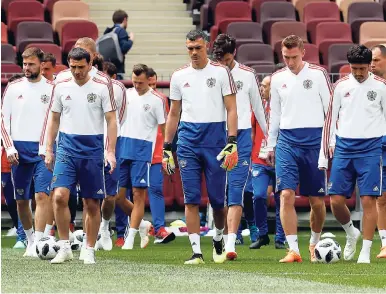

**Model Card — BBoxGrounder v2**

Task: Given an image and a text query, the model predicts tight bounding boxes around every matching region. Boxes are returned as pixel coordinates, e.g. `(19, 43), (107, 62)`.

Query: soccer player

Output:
(41, 53), (57, 81)
(267, 35), (332, 263)
(371, 44), (386, 258)
(250, 74), (286, 250)
(146, 68), (176, 244)
(118, 64), (166, 249)
(44, 47), (117, 264)
(163, 29), (238, 264)
(319, 44), (386, 263)
(1, 47), (54, 257)
(212, 34), (267, 260)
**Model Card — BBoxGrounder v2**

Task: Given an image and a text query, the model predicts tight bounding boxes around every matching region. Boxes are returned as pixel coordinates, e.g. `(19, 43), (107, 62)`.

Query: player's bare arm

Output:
(224, 93), (237, 137)
(105, 110), (117, 174)
(45, 111), (61, 171)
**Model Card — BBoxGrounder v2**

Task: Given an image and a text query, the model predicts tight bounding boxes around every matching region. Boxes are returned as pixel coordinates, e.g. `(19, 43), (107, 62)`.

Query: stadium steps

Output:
(83, 0), (194, 81)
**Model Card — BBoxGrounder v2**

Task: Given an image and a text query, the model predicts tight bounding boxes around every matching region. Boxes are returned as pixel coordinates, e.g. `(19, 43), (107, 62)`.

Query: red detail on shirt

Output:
(251, 100), (269, 166)
(1, 147), (11, 173)
(151, 90), (169, 164)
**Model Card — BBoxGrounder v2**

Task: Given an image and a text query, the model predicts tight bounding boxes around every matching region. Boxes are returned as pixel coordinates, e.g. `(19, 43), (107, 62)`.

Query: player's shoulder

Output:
(209, 60), (230, 73)
(171, 63), (190, 79)
(55, 68), (71, 81)
(237, 63), (259, 80)
(54, 77), (73, 89)
(333, 75), (350, 90)
(307, 63), (330, 80)
(270, 67), (287, 84)
(92, 76), (109, 86)
(6, 77), (25, 90)
(111, 79), (126, 91)
(95, 70), (111, 83)
(373, 74), (386, 88)
(151, 89), (167, 102)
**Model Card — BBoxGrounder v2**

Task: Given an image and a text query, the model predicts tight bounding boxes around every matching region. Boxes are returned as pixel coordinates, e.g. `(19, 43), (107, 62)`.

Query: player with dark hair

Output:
(41, 53), (56, 81)
(2, 47), (54, 257)
(163, 29), (238, 264)
(267, 35), (332, 263)
(320, 44), (386, 263)
(212, 34), (267, 260)
(371, 44), (386, 258)
(92, 53), (104, 71)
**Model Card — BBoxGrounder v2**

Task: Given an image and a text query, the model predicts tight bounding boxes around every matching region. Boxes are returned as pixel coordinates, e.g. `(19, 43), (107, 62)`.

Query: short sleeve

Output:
(50, 86), (63, 113)
(169, 73), (181, 101)
(154, 97), (166, 125)
(219, 66), (237, 97)
(102, 82), (117, 113)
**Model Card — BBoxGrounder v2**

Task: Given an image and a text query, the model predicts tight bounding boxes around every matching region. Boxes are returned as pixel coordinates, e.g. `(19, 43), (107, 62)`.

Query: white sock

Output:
(360, 239), (372, 258)
(223, 234), (228, 244)
(310, 230), (321, 245)
(213, 227), (224, 242)
(60, 240), (71, 249)
(189, 233), (201, 254)
(379, 230), (386, 247)
(101, 217), (110, 231)
(82, 233), (87, 249)
(43, 224), (53, 236)
(226, 233), (236, 253)
(342, 220), (356, 237)
(139, 219), (147, 230)
(35, 231), (44, 243)
(286, 235), (300, 254)
(25, 228), (34, 243)
(126, 228), (138, 246)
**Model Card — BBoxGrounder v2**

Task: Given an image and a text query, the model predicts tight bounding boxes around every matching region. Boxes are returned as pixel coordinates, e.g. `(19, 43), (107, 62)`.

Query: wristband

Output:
(227, 136), (237, 144)
(163, 142), (172, 151)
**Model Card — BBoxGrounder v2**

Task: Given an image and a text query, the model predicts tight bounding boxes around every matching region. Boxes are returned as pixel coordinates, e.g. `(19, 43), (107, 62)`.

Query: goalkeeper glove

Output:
(216, 136), (238, 171)
(162, 142), (175, 175)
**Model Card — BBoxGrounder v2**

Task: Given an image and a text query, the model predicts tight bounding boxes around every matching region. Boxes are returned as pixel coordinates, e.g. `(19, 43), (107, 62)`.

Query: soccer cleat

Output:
(275, 242), (287, 249)
(139, 221), (151, 249)
(279, 250), (303, 263)
(184, 253), (205, 265)
(154, 227), (176, 244)
(343, 227), (361, 261)
(235, 232), (244, 245)
(51, 242), (73, 264)
(115, 237), (124, 247)
(212, 239), (226, 264)
(249, 234), (270, 249)
(249, 225), (259, 243)
(122, 237), (134, 250)
(309, 244), (317, 263)
(79, 245), (87, 260)
(13, 240), (27, 249)
(148, 224), (155, 237)
(376, 246), (386, 258)
(96, 230), (113, 251)
(357, 250), (370, 264)
(24, 242), (38, 258)
(5, 227), (17, 237)
(83, 248), (96, 265)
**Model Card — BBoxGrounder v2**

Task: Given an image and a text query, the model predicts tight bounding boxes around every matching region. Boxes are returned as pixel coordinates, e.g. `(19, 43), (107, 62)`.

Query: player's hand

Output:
(329, 146), (335, 159)
(266, 150), (275, 167)
(217, 136), (238, 171)
(7, 152), (19, 165)
(45, 150), (55, 171)
(162, 143), (175, 175)
(105, 151), (116, 174)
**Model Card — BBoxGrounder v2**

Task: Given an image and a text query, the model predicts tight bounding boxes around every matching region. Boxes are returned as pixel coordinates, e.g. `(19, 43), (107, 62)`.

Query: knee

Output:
(53, 190), (69, 207)
(104, 195), (115, 205)
(84, 199), (100, 215)
(16, 200), (29, 209)
(330, 195), (346, 208)
(361, 196), (376, 210)
(310, 197), (325, 211)
(280, 190), (294, 207)
(35, 192), (49, 203)
(133, 188), (146, 201)
(377, 194), (386, 209)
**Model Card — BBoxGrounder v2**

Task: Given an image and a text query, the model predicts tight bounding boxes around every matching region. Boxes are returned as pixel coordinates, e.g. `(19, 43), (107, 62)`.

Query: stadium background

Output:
(1, 0), (386, 228)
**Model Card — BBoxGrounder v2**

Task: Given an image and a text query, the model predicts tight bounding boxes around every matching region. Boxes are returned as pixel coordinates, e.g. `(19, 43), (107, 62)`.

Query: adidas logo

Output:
(183, 82), (190, 88)
(344, 92), (350, 97)
(140, 179), (146, 184)
(18, 95), (23, 99)
(373, 186), (379, 192)
(282, 84), (287, 88)
(242, 160), (249, 166)
(191, 242), (197, 246)
(318, 188), (324, 193)
(97, 189), (104, 195)
(65, 95), (71, 100)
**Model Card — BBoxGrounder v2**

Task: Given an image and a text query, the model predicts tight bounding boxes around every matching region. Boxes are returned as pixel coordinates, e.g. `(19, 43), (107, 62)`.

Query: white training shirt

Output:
(267, 62), (332, 149)
(169, 59), (237, 147)
(119, 88), (166, 162)
(1, 76), (54, 162)
(55, 66), (110, 84)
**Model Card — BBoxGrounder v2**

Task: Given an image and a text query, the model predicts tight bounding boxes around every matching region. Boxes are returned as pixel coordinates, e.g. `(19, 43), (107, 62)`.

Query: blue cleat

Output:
(249, 225), (259, 243)
(235, 230), (244, 245)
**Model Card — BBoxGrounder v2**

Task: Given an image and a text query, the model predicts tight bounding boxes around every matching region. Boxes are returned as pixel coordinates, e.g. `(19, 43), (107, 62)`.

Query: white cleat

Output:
(96, 231), (112, 251)
(139, 221), (151, 249)
(357, 250), (371, 264)
(51, 242), (73, 264)
(23, 242), (38, 258)
(79, 245), (87, 261)
(83, 248), (96, 265)
(344, 227), (361, 261)
(13, 240), (27, 249)
(5, 227), (17, 237)
(122, 237), (134, 250)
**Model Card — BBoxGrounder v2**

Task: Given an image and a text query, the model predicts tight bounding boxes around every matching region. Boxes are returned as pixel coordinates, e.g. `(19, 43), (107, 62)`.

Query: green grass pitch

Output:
(1, 232), (386, 293)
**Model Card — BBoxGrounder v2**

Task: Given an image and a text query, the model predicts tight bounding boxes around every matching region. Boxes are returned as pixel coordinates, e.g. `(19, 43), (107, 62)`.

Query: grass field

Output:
(1, 231), (386, 293)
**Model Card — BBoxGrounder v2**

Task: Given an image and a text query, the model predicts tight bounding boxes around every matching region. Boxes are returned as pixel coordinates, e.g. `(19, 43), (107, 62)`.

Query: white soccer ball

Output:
(71, 230), (83, 251)
(314, 238), (342, 263)
(36, 236), (60, 260)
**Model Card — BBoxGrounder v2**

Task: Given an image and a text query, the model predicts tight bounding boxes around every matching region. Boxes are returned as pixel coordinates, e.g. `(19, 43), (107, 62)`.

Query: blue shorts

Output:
(177, 144), (226, 209)
(11, 160), (51, 200)
(52, 152), (105, 199)
(329, 156), (382, 198)
(226, 157), (250, 206)
(251, 163), (275, 199)
(104, 161), (120, 196)
(382, 149), (386, 192)
(119, 159), (150, 189)
(275, 143), (326, 196)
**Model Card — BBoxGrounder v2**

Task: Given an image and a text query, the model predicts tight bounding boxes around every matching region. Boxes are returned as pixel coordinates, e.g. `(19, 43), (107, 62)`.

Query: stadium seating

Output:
(1, 44), (16, 64)
(347, 2), (384, 43)
(251, 64), (275, 75)
(210, 1), (252, 44)
(26, 43), (63, 64)
(260, 2), (296, 42)
(1, 22), (8, 43)
(293, 0), (330, 22)
(303, 2), (340, 44)
(7, 1), (44, 35)
(61, 20), (98, 54)
(328, 43), (354, 74)
(315, 22), (352, 65)
(237, 43), (274, 66)
(44, 0), (80, 21)
(1, 63), (22, 78)
(338, 0), (374, 23)
(248, 0), (287, 23)
(16, 21), (54, 53)
(51, 1), (89, 40)
(226, 22), (263, 49)
(270, 21), (307, 58)
(200, 0), (244, 31)
(359, 22), (386, 49)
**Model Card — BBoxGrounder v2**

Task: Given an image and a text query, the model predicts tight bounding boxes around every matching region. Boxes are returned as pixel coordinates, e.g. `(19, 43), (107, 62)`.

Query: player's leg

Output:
(114, 193), (129, 247)
(2, 172), (19, 232)
(149, 163), (175, 244)
(329, 157), (360, 261)
(377, 165), (386, 258)
(275, 143), (302, 263)
(115, 159), (134, 215)
(355, 156), (381, 263)
(243, 175), (258, 243)
(43, 194), (54, 237)
(250, 164), (271, 249)
(299, 147), (327, 262)
(273, 191), (286, 249)
(177, 145), (204, 264)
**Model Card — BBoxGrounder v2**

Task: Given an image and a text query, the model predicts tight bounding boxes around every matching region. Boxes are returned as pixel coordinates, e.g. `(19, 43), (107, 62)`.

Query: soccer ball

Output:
(36, 236), (60, 260)
(314, 238), (342, 263)
(71, 230), (84, 251)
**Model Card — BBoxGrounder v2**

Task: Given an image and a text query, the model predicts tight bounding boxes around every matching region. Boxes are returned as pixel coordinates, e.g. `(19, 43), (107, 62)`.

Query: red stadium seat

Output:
(1, 44), (16, 64)
(271, 21), (308, 58)
(248, 0), (286, 23)
(43, 0), (80, 21)
(226, 22), (263, 49)
(1, 63), (22, 78)
(61, 20), (98, 54)
(237, 44), (274, 67)
(7, 1), (44, 35)
(328, 43), (354, 74)
(200, 0), (244, 31)
(16, 21), (54, 53)
(26, 43), (62, 64)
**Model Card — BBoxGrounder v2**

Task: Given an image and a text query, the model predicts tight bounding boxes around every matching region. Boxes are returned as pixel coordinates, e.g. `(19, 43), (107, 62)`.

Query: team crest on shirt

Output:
(51, 175), (57, 184)
(236, 80), (243, 91)
(367, 90), (377, 101)
(179, 159), (187, 168)
(143, 104), (151, 112)
(16, 189), (24, 196)
(40, 94), (50, 104)
(303, 79), (313, 89)
(206, 78), (216, 88)
(87, 93), (97, 103)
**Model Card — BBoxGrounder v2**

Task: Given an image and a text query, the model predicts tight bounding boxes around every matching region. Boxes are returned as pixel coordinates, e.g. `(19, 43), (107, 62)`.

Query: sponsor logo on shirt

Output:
(207, 78), (216, 88)
(303, 79), (313, 89)
(236, 80), (243, 91)
(87, 93), (97, 103)
(367, 90), (377, 101)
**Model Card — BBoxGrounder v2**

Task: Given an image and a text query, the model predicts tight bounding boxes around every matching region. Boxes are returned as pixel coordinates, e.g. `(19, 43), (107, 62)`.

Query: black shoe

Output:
(184, 253), (205, 264)
(275, 242), (286, 249)
(212, 238), (225, 255)
(249, 234), (270, 249)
